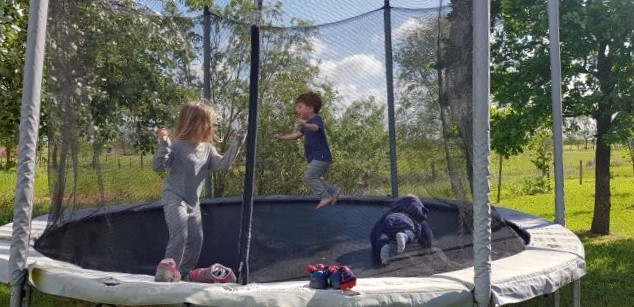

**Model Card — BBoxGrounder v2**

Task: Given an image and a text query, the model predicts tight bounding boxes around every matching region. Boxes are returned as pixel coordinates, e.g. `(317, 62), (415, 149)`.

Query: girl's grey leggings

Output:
(163, 201), (203, 276)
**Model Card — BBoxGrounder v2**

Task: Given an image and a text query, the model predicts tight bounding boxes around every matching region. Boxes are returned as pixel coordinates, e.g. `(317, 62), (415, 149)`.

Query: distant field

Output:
(0, 147), (632, 306)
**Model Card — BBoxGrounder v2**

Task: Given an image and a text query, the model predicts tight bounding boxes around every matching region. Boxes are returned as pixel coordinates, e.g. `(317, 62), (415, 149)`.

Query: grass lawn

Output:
(0, 148), (633, 306)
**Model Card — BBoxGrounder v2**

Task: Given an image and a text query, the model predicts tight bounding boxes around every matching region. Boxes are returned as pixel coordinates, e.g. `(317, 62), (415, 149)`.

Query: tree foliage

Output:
(491, 0), (634, 234)
(393, 12), (470, 200)
(0, 0), (29, 168)
(46, 0), (199, 211)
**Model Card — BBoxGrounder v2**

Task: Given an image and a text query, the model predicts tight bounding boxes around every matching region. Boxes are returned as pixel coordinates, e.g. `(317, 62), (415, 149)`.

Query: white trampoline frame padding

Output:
(0, 208), (585, 307)
(10, 0), (49, 289)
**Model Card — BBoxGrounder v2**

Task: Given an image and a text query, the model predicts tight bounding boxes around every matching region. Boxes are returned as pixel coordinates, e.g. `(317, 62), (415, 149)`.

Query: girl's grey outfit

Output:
(152, 136), (243, 276)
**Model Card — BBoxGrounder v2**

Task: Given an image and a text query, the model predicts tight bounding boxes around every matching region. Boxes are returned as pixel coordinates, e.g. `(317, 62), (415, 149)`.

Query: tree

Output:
(46, 0), (200, 213)
(626, 138), (634, 175)
(394, 12), (469, 200)
(564, 116), (596, 150)
(0, 0), (29, 169)
(328, 96), (389, 194)
(491, 0), (634, 234)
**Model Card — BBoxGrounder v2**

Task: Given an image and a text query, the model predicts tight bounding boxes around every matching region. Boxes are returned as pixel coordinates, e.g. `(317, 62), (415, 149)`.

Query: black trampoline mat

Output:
(34, 196), (526, 283)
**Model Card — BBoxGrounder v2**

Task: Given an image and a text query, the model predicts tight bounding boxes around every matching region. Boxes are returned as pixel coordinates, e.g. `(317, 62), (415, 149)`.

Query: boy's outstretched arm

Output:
(273, 131), (303, 141)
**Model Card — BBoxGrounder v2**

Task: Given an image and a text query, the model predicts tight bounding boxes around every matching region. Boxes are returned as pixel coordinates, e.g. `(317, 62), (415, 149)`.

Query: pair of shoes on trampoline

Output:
(155, 258), (181, 282)
(306, 264), (356, 290)
(188, 263), (237, 284)
(380, 232), (408, 265)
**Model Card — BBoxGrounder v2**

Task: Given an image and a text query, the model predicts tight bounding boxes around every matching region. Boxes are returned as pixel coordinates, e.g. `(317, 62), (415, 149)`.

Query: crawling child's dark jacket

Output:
(370, 196), (435, 261)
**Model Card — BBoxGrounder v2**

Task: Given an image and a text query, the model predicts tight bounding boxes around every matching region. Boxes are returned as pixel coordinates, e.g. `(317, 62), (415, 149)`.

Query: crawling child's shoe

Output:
(306, 264), (329, 289)
(380, 244), (391, 265)
(396, 232), (408, 253)
(155, 258), (181, 282)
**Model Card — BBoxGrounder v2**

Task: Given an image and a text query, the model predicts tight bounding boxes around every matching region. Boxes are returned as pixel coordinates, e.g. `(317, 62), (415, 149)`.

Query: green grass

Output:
(1, 148), (633, 306)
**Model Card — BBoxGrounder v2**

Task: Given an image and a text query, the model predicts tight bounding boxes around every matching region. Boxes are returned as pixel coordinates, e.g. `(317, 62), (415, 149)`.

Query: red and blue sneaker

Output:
(306, 264), (329, 289)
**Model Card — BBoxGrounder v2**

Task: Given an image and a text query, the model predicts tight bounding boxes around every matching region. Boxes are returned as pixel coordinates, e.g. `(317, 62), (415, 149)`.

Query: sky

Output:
(139, 0), (449, 107)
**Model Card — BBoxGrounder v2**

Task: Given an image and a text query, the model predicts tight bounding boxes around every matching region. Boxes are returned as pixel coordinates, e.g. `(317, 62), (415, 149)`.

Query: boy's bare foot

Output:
(316, 197), (333, 209)
(331, 188), (341, 205)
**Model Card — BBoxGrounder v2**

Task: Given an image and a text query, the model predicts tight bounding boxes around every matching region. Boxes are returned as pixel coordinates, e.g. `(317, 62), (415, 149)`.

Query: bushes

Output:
(510, 176), (550, 196)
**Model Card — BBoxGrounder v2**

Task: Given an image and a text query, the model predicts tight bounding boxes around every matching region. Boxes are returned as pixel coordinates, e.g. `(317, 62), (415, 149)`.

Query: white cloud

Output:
(309, 36), (327, 55)
(317, 54), (386, 106)
(393, 18), (420, 41)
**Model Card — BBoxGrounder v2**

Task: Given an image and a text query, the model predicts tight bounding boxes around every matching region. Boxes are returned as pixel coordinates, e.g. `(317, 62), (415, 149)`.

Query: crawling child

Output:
(370, 194), (435, 265)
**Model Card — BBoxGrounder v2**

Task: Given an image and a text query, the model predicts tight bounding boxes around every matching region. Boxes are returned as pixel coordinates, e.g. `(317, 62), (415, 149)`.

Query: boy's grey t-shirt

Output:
(152, 138), (243, 207)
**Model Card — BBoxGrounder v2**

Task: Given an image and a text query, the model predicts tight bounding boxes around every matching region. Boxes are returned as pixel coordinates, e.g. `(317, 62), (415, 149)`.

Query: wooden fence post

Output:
(579, 160), (582, 184)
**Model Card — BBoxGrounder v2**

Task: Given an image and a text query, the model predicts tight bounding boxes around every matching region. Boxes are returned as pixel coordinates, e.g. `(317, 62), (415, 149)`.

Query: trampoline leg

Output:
(22, 282), (32, 307)
(9, 285), (23, 307)
(573, 279), (581, 307)
(554, 290), (560, 307)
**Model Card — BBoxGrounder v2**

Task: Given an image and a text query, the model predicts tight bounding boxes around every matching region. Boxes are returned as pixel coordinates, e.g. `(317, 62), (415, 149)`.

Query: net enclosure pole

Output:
(9, 0), (50, 306)
(548, 0), (578, 303)
(203, 5), (213, 198)
(238, 0), (262, 285)
(472, 0), (492, 305)
(383, 0), (399, 197)
(548, 0), (566, 227)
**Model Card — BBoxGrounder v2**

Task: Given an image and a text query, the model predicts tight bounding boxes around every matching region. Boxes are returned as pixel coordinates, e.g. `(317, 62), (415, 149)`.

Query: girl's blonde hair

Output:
(173, 100), (216, 144)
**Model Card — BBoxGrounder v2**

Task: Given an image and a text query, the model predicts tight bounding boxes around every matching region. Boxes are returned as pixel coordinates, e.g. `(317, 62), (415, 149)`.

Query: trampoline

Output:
(33, 196), (527, 282)
(7, 0), (586, 306)
(0, 196), (584, 306)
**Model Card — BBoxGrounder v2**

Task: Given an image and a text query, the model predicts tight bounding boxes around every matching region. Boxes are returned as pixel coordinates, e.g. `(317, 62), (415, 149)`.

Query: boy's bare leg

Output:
(330, 187), (341, 205)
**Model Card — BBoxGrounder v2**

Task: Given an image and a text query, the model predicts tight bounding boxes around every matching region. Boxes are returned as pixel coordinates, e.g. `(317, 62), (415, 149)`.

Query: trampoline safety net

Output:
(35, 0), (526, 284)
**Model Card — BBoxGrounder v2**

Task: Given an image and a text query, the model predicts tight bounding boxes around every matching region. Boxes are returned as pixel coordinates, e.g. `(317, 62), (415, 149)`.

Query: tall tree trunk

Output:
(437, 69), (467, 200)
(437, 2), (466, 201)
(446, 0), (473, 195)
(213, 172), (226, 197)
(92, 142), (106, 204)
(5, 148), (11, 169)
(591, 116), (611, 235)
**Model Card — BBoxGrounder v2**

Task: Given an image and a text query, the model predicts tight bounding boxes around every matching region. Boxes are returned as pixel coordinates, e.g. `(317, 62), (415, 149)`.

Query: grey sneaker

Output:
(380, 245), (391, 265)
(155, 258), (181, 282)
(396, 232), (408, 254)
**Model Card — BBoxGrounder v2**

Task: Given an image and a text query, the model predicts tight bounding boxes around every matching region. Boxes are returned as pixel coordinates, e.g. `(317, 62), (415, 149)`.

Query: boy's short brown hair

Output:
(296, 92), (322, 113)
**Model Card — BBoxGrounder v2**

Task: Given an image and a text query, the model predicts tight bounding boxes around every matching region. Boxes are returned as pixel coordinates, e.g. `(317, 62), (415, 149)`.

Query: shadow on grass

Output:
(566, 210), (593, 218)
(509, 236), (634, 306)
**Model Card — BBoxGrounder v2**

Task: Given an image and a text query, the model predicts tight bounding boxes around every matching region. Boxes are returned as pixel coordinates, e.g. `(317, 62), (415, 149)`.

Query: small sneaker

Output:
(189, 263), (236, 283)
(327, 265), (341, 289)
(155, 258), (181, 282)
(306, 264), (329, 289)
(380, 245), (390, 265)
(189, 267), (215, 283)
(396, 232), (408, 254)
(338, 266), (357, 291)
(210, 263), (237, 283)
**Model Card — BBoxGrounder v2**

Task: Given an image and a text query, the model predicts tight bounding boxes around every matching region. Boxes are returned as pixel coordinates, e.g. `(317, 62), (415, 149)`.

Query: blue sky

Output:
(139, 0), (448, 106)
